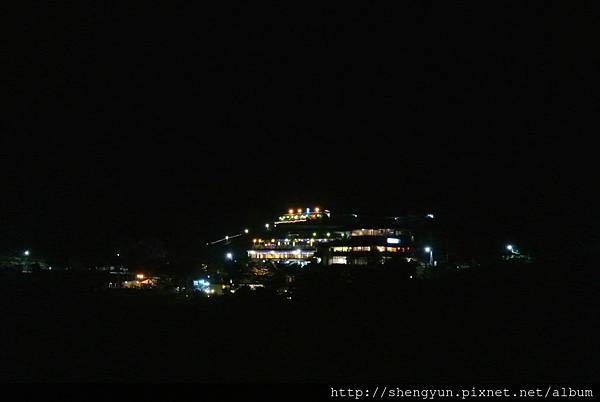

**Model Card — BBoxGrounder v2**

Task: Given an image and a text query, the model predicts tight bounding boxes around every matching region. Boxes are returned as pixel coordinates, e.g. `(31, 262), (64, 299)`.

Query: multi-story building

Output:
(246, 207), (430, 267)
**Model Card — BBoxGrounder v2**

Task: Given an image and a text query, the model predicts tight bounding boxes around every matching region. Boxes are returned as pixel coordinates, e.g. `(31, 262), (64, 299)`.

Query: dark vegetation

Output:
(1, 259), (597, 382)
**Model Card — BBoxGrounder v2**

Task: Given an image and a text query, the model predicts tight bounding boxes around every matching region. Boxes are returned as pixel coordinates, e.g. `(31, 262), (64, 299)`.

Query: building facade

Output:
(247, 207), (427, 267)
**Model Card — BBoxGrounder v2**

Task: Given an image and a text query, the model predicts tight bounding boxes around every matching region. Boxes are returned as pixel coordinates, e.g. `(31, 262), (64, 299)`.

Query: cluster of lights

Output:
(252, 236), (333, 248)
(277, 207), (324, 223)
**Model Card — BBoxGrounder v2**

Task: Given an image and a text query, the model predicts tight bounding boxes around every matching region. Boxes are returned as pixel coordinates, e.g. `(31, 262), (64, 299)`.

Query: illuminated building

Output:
(246, 207), (425, 266)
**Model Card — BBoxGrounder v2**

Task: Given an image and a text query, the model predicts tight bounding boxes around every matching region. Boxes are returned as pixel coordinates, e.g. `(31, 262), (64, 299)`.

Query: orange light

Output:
(136, 274), (145, 279)
(288, 209), (294, 214)
(297, 209), (302, 213)
(315, 207), (320, 213)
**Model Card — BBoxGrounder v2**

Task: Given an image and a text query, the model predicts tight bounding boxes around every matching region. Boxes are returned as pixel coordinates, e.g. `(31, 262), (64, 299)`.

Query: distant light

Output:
(244, 229), (249, 234)
(226, 252), (233, 260)
(136, 274), (145, 279)
(294, 249), (301, 254)
(116, 253), (120, 257)
(506, 244), (514, 251)
(288, 209), (294, 214)
(326, 232), (331, 237)
(265, 223), (270, 228)
(315, 207), (320, 213)
(23, 250), (30, 256)
(424, 247), (431, 253)
(297, 209), (302, 214)
(225, 235), (229, 240)
(426, 214), (435, 219)
(409, 275), (413, 279)
(386, 238), (400, 244)
(306, 208), (311, 214)
(312, 232), (317, 237)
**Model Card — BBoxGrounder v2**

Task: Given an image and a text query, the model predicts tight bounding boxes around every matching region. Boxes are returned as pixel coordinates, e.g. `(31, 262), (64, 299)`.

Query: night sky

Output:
(3, 3), (597, 264)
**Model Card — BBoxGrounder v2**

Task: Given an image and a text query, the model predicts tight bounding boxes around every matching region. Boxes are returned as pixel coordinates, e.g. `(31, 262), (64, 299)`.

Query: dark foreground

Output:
(1, 261), (597, 382)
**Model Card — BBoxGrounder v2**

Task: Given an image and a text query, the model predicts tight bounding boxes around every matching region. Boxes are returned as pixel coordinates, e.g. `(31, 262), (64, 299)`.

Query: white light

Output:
(426, 214), (435, 219)
(244, 229), (249, 234)
(226, 252), (233, 260)
(265, 223), (270, 228)
(23, 250), (30, 256)
(386, 238), (400, 244)
(225, 235), (229, 240)
(506, 244), (513, 251)
(294, 249), (301, 254)
(424, 247), (431, 253)
(116, 253), (120, 257)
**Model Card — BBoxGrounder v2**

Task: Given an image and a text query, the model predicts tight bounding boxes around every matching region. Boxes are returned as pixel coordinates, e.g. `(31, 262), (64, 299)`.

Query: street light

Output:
(244, 229), (249, 234)
(265, 223), (270, 229)
(22, 250), (30, 273)
(506, 244), (519, 254)
(424, 246), (433, 266)
(226, 252), (233, 260)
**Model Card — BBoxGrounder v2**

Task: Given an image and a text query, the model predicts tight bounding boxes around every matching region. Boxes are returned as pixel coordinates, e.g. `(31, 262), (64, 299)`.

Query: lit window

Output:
(331, 256), (347, 265)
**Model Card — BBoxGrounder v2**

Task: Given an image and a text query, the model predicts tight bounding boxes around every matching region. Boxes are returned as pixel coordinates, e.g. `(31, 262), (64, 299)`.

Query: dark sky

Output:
(3, 3), (597, 263)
